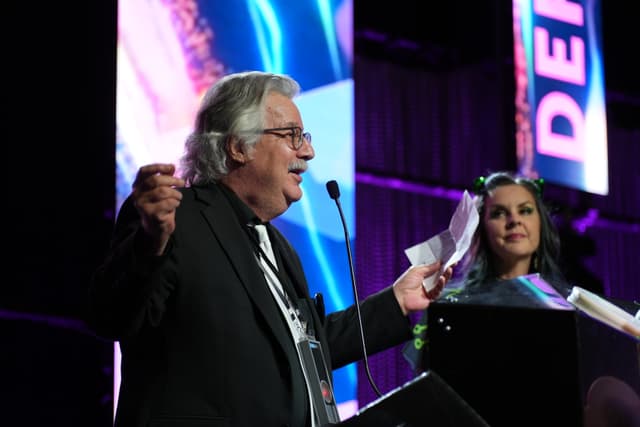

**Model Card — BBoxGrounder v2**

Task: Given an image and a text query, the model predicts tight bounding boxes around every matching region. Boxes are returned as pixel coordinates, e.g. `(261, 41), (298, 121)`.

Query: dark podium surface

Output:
(337, 370), (489, 427)
(425, 275), (640, 427)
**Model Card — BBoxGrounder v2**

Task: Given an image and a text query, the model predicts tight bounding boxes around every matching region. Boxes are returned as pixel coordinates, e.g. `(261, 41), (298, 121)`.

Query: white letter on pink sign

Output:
(534, 28), (585, 85)
(536, 91), (585, 161)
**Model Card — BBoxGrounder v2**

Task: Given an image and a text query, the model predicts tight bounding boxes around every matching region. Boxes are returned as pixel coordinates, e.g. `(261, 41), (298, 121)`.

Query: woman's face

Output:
(482, 184), (541, 271)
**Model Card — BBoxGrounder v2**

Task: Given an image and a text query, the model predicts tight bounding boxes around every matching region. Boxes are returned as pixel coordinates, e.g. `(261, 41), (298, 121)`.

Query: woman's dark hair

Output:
(462, 171), (566, 290)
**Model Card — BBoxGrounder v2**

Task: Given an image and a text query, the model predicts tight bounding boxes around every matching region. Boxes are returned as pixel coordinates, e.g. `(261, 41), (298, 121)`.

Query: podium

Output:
(337, 370), (489, 426)
(424, 276), (640, 427)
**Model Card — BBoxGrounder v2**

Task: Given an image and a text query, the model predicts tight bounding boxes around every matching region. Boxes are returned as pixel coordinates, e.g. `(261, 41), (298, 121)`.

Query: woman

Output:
(461, 171), (566, 289)
(403, 171), (569, 372)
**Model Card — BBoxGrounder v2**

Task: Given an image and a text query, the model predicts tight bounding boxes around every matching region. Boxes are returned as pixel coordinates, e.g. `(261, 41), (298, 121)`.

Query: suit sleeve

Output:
(324, 287), (412, 368)
(267, 226), (412, 369)
(87, 195), (178, 340)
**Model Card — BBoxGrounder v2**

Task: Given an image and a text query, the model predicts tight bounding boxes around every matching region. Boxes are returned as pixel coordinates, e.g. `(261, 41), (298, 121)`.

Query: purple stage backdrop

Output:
(353, 54), (639, 406)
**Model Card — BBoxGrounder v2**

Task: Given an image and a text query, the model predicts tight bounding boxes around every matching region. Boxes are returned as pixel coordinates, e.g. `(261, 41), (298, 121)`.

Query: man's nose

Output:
(298, 138), (314, 160)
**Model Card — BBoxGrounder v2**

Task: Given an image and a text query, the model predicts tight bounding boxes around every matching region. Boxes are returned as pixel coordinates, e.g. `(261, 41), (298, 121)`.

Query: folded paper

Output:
(405, 190), (479, 291)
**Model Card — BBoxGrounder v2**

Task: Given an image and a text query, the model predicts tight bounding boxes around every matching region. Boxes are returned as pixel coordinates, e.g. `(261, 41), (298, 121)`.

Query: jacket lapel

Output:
(269, 227), (310, 300)
(192, 185), (294, 357)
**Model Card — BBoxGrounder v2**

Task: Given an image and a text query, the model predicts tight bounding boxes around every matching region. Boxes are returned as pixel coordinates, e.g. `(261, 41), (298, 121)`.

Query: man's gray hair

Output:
(180, 71), (300, 185)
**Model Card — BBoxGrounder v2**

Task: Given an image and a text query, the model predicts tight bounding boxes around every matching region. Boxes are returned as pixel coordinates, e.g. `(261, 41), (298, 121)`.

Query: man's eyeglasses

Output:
(261, 126), (311, 150)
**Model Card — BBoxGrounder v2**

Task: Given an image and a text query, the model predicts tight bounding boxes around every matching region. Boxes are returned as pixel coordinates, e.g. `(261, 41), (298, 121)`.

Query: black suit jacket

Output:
(89, 183), (412, 427)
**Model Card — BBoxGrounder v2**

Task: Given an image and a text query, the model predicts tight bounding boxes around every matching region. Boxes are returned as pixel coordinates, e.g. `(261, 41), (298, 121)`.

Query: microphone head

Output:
(326, 180), (340, 200)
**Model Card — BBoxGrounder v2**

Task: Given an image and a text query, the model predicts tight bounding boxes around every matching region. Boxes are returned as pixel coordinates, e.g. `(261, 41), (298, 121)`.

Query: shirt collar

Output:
(217, 182), (265, 228)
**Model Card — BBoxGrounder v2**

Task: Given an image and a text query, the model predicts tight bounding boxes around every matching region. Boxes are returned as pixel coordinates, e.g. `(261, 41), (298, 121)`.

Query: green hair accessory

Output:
(532, 178), (545, 196)
(472, 175), (545, 196)
(472, 176), (486, 194)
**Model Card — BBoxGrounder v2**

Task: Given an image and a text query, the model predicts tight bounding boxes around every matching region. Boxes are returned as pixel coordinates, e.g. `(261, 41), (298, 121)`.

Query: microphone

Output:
(326, 180), (340, 200)
(325, 180), (382, 398)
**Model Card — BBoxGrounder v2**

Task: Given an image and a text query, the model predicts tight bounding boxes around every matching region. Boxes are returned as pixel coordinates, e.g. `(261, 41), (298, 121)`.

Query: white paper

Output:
(567, 286), (640, 338)
(404, 190), (480, 291)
